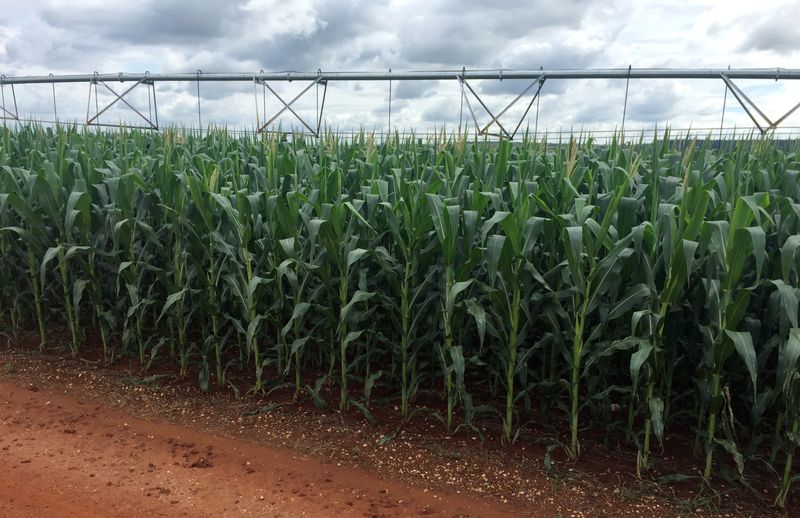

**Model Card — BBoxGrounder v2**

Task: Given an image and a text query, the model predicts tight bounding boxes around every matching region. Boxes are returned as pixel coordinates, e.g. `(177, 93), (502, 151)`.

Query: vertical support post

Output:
(152, 81), (159, 130)
(11, 83), (17, 126)
(253, 77), (260, 130)
(196, 70), (203, 136)
(457, 66), (465, 138)
(387, 68), (392, 139)
(145, 72), (152, 125)
(458, 91), (464, 138)
(316, 70), (327, 136)
(253, 70), (267, 131)
(1, 79), (5, 129)
(95, 82), (100, 126)
(50, 73), (58, 124)
(85, 79), (92, 125)
(93, 72), (100, 127)
(534, 83), (541, 142)
(262, 71), (267, 127)
(621, 64), (632, 143)
(719, 65), (730, 141)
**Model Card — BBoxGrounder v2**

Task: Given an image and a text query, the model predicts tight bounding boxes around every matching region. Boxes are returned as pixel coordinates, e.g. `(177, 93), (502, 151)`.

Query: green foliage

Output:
(1, 125), (799, 506)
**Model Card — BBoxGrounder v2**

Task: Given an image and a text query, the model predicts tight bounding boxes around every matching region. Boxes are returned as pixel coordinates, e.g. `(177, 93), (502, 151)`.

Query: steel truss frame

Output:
(253, 73), (327, 136)
(0, 75), (19, 124)
(458, 72), (546, 138)
(1, 68), (799, 136)
(720, 74), (800, 134)
(86, 74), (158, 130)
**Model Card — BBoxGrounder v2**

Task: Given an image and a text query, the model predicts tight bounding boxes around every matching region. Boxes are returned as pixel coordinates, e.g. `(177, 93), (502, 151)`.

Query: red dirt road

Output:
(0, 380), (522, 517)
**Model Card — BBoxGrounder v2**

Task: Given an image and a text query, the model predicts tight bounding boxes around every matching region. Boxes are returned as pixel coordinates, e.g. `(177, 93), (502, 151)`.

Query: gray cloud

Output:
(470, 43), (601, 97)
(39, 1), (248, 45)
(1, 0), (797, 133)
(421, 102), (464, 125)
(571, 81), (681, 125)
(738, 13), (799, 55)
(393, 80), (439, 100)
(230, 0), (390, 71)
(398, 1), (592, 67)
(572, 103), (618, 124)
(371, 98), (408, 119)
(626, 83), (680, 122)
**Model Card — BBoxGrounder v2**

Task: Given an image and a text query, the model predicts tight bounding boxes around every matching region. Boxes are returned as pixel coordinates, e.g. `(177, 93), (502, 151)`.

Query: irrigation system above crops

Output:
(2, 67), (800, 138)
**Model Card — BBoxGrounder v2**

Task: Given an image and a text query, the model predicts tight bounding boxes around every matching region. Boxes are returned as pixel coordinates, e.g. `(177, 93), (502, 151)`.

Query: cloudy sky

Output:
(1, 0), (799, 137)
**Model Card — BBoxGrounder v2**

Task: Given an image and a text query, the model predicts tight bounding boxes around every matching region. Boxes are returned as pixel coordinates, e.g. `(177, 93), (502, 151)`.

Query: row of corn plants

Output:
(1, 125), (798, 506)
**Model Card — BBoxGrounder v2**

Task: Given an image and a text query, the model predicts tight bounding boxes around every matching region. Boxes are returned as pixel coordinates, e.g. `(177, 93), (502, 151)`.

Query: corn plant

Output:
(481, 182), (546, 442)
(213, 188), (271, 390)
(1, 167), (47, 349)
(426, 192), (483, 431)
(1, 125), (798, 505)
(276, 194), (324, 397)
(540, 144), (641, 459)
(696, 188), (769, 480)
(319, 197), (374, 411)
(373, 170), (436, 418)
(631, 141), (711, 471)
(773, 231), (800, 507)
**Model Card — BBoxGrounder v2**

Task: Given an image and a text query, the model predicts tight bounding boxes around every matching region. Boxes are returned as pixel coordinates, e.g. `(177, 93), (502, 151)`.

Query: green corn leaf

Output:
(771, 280), (799, 329)
(446, 280), (473, 317)
(72, 279), (89, 316)
(281, 302), (312, 338)
(778, 329), (800, 388)
(781, 235), (800, 281)
(40, 245), (61, 289)
(564, 226), (584, 290)
(340, 290), (375, 323)
(346, 248), (369, 274)
(481, 211), (510, 244)
(157, 288), (188, 323)
(608, 283), (650, 320)
(342, 330), (364, 352)
(464, 298), (487, 346)
(485, 235), (506, 282)
(650, 397), (665, 443)
(630, 341), (654, 391)
(726, 330), (758, 396)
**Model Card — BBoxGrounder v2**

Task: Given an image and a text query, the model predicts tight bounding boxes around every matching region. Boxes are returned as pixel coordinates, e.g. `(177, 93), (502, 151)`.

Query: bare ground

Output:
(0, 345), (794, 517)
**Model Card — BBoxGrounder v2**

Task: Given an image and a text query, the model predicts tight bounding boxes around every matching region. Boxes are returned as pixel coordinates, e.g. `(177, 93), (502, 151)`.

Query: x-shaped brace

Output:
(86, 78), (158, 130)
(255, 77), (327, 137)
(721, 74), (800, 134)
(459, 74), (546, 139)
(0, 77), (19, 121)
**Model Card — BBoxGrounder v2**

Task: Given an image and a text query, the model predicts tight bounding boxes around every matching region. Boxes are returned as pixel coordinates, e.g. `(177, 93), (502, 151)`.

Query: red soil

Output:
(0, 380), (519, 517)
(1, 345), (792, 517)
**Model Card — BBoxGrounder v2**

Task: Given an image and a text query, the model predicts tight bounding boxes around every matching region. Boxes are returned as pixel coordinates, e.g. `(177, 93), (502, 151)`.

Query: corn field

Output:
(1, 125), (799, 506)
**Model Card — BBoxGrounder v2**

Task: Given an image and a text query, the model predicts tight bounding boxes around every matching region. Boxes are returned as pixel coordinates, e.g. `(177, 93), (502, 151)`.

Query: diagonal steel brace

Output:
(771, 98), (800, 129)
(0, 78), (19, 121)
(719, 74), (800, 133)
(720, 74), (769, 134)
(86, 78), (158, 130)
(256, 77), (327, 136)
(480, 74), (546, 137)
(459, 74), (546, 139)
(460, 77), (510, 138)
(458, 75), (482, 136)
